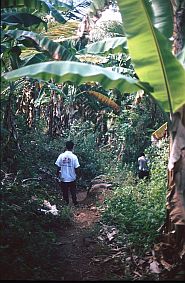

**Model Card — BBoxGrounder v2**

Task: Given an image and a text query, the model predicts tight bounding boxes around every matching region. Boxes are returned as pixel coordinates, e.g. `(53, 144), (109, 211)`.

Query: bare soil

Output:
(50, 188), (185, 281)
(52, 188), (128, 281)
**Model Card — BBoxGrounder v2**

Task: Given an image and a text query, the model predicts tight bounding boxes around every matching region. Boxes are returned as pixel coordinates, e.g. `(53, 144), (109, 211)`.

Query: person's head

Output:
(66, 140), (74, 151)
(141, 152), (145, 157)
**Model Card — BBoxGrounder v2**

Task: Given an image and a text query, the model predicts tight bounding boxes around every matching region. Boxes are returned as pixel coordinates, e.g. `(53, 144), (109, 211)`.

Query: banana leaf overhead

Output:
(1, 0), (68, 24)
(78, 37), (128, 55)
(1, 12), (47, 30)
(2, 0), (185, 115)
(117, 0), (185, 113)
(3, 30), (78, 61)
(2, 61), (153, 94)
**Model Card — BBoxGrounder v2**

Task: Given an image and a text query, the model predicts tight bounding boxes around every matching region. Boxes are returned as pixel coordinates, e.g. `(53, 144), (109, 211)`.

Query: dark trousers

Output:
(139, 170), (149, 179)
(60, 181), (77, 205)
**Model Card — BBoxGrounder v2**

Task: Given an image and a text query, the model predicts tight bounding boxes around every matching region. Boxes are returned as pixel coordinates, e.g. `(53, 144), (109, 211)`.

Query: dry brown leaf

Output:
(138, 259), (146, 265)
(92, 257), (101, 262)
(133, 271), (142, 277)
(112, 251), (123, 258)
(179, 243), (185, 259)
(151, 249), (155, 257)
(160, 259), (173, 271)
(103, 257), (112, 263)
(149, 260), (161, 274)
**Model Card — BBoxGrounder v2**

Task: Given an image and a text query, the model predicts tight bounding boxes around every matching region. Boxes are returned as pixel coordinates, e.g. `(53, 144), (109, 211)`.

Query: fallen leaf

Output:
(179, 243), (185, 259)
(92, 258), (101, 262)
(107, 229), (117, 241)
(150, 260), (161, 273)
(90, 206), (97, 211)
(103, 257), (112, 263)
(97, 236), (104, 241)
(138, 259), (146, 265)
(133, 271), (142, 277)
(160, 259), (173, 271)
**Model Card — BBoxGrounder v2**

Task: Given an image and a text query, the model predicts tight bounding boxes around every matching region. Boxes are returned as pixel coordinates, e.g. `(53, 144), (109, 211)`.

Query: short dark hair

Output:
(66, 140), (74, 150)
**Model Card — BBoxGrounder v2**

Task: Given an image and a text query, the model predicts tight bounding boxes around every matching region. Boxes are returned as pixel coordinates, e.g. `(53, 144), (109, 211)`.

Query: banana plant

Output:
(78, 36), (128, 55)
(1, 0), (68, 24)
(1, 8), (135, 118)
(2, 60), (153, 93)
(3, 29), (79, 61)
(117, 0), (185, 114)
(2, 0), (185, 122)
(1, 0), (92, 24)
(117, 0), (185, 243)
(2, 0), (185, 231)
(1, 13), (48, 31)
(2, 2), (185, 114)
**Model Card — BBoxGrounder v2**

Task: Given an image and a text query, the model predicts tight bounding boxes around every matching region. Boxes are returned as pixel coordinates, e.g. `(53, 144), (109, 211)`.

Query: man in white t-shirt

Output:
(138, 152), (149, 179)
(55, 141), (80, 205)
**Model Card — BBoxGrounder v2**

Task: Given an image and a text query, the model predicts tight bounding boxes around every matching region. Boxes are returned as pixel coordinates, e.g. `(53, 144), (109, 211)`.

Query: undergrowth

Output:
(0, 122), (109, 280)
(101, 140), (168, 254)
(0, 178), (73, 280)
(0, 115), (169, 278)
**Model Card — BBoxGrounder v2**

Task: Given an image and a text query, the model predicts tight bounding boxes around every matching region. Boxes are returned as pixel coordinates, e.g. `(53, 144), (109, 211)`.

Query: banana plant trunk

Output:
(166, 0), (185, 249)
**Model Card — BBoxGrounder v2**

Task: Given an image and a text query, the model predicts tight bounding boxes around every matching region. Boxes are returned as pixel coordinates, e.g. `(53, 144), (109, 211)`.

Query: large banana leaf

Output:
(2, 61), (153, 94)
(79, 37), (128, 55)
(3, 30), (78, 61)
(1, 13), (47, 30)
(43, 1), (67, 24)
(151, 0), (173, 40)
(57, 0), (91, 20)
(21, 53), (50, 66)
(50, 0), (73, 11)
(1, 0), (49, 12)
(88, 0), (107, 15)
(117, 0), (185, 113)
(1, 0), (67, 24)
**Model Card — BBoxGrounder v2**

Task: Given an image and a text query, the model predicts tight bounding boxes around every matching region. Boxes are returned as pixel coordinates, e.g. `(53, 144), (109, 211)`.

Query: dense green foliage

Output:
(101, 140), (168, 254)
(0, 90), (168, 278)
(0, 182), (72, 280)
(2, 0), (183, 279)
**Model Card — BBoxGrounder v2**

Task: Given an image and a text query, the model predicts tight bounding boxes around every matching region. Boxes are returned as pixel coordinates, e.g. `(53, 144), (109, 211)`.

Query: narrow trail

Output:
(53, 186), (125, 281)
(51, 179), (184, 281)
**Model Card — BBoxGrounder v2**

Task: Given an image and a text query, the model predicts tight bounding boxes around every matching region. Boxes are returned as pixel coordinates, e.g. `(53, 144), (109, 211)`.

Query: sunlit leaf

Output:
(1, 0), (50, 13)
(79, 37), (128, 55)
(1, 13), (47, 30)
(2, 61), (154, 95)
(151, 0), (173, 40)
(22, 53), (50, 66)
(4, 30), (78, 61)
(118, 0), (185, 113)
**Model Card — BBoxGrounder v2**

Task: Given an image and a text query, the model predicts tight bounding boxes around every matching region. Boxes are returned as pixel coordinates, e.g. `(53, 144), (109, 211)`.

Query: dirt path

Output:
(51, 184), (185, 281)
(53, 188), (126, 281)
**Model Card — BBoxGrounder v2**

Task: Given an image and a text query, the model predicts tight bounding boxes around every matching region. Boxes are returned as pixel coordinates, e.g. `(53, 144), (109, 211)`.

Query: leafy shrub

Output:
(101, 140), (168, 254)
(0, 178), (73, 280)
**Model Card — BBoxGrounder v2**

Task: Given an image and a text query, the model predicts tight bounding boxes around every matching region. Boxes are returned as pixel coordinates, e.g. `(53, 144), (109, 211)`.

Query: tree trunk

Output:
(48, 91), (54, 137)
(165, 0), (185, 254)
(167, 108), (185, 247)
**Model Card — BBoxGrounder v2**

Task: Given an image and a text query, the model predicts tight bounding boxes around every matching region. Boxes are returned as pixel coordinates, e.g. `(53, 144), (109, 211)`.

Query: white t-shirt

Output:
(138, 156), (149, 171)
(55, 151), (80, 182)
